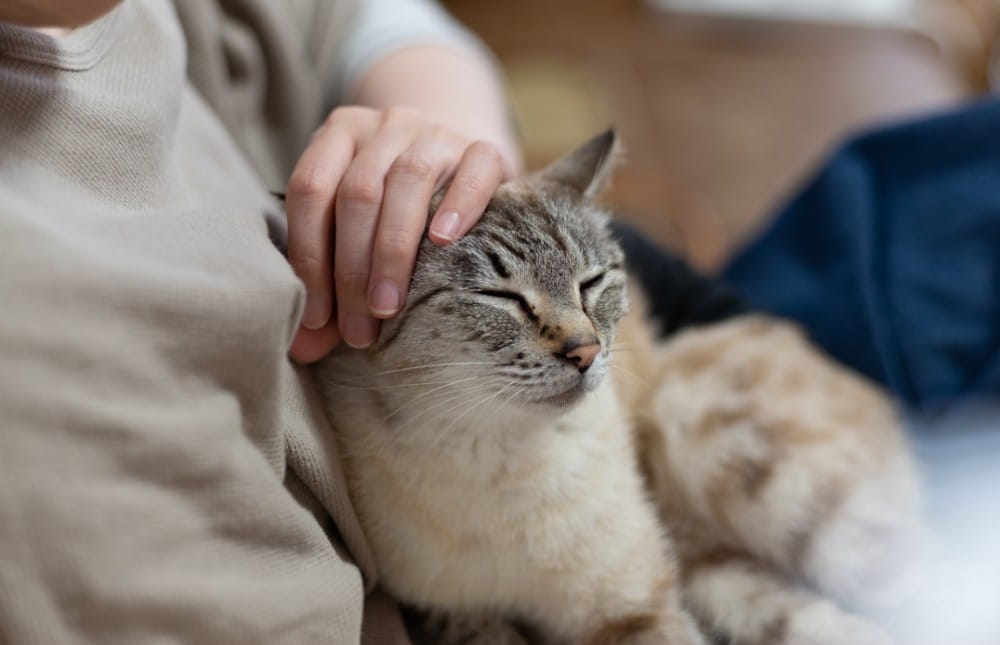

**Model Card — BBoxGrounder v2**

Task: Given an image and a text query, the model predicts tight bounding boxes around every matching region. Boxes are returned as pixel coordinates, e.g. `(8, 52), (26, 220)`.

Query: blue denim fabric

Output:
(725, 99), (1000, 409)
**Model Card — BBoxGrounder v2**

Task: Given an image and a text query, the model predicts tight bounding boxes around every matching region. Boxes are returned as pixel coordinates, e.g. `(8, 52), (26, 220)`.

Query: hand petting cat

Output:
(284, 46), (522, 364)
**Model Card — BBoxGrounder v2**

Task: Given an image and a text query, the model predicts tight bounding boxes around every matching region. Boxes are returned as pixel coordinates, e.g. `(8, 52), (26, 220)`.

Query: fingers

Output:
(286, 105), (514, 360)
(334, 125), (416, 348)
(290, 323), (343, 364)
(285, 108), (368, 331)
(368, 135), (456, 320)
(428, 141), (506, 245)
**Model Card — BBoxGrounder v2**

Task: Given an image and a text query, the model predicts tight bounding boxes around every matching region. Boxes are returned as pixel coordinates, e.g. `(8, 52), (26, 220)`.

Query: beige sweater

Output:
(0, 1), (475, 642)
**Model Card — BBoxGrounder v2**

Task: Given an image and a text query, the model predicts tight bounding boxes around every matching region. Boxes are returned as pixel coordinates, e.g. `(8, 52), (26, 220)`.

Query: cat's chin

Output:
(527, 368), (607, 409)
(529, 383), (589, 409)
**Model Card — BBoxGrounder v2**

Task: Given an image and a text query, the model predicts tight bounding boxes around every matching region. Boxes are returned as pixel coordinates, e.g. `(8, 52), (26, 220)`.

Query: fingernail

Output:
(342, 314), (377, 349)
(430, 210), (461, 242)
(370, 279), (401, 318)
(302, 292), (331, 330)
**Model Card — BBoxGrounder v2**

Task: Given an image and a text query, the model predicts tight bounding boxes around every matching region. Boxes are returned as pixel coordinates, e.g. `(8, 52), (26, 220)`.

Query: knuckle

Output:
(451, 173), (489, 196)
(325, 105), (364, 127)
(334, 267), (370, 294)
(288, 168), (335, 202)
(374, 228), (416, 264)
(469, 140), (502, 163)
(390, 153), (436, 182)
(289, 251), (323, 279)
(339, 173), (383, 207)
(307, 127), (325, 144)
(427, 124), (452, 141)
(383, 106), (421, 126)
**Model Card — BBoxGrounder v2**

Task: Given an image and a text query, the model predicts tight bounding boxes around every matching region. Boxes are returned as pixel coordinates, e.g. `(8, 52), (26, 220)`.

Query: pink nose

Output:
(561, 338), (601, 372)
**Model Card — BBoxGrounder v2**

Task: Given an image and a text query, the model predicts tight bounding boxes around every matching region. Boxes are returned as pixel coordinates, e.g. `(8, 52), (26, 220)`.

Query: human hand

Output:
(286, 105), (515, 363)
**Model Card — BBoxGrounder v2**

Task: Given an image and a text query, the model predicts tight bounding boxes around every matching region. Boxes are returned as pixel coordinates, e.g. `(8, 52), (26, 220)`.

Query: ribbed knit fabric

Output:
(0, 0), (474, 642)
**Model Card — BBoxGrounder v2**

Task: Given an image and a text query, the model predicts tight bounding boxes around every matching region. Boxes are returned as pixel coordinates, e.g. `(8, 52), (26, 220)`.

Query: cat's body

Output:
(316, 132), (923, 644)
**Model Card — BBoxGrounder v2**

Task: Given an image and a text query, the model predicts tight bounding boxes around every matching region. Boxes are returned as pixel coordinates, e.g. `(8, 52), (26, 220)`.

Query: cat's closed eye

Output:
(579, 273), (606, 292)
(580, 261), (625, 293)
(475, 289), (536, 319)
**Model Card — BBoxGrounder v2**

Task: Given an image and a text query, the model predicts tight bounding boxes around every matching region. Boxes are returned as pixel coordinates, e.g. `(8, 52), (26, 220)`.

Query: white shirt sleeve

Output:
(331, 0), (490, 102)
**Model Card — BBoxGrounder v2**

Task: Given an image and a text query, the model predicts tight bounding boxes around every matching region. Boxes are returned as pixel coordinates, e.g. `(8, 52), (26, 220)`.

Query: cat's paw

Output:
(783, 601), (894, 645)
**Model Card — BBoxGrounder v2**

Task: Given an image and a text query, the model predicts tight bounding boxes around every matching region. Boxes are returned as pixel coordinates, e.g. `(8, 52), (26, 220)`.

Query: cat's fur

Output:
(315, 132), (924, 644)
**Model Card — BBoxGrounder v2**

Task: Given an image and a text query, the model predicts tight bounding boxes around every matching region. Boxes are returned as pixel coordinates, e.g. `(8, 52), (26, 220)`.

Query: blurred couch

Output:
(443, 0), (999, 269)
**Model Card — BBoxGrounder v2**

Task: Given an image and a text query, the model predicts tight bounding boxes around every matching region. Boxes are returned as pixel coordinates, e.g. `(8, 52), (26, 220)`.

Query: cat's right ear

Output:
(536, 129), (620, 200)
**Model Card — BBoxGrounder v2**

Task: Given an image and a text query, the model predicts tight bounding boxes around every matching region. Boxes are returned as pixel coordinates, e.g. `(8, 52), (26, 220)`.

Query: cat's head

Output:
(363, 130), (626, 411)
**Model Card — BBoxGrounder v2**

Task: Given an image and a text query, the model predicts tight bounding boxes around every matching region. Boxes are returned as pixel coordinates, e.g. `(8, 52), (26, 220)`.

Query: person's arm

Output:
(349, 44), (521, 177)
(285, 4), (522, 363)
(0, 0), (119, 28)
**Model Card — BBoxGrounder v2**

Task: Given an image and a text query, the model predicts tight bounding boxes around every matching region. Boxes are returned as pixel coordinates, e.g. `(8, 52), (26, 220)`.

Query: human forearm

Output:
(348, 43), (523, 176)
(0, 0), (121, 28)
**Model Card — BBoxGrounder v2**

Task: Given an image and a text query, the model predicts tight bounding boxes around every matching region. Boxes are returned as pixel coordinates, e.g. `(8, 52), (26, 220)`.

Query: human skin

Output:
(3, 1), (523, 362)
(0, 0), (122, 28)
(286, 44), (523, 361)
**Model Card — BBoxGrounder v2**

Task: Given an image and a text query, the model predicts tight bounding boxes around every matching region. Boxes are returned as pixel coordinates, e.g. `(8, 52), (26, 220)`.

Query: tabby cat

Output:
(315, 132), (924, 644)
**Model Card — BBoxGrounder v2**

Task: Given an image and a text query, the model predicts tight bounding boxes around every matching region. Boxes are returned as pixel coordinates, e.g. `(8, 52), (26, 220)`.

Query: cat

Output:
(315, 131), (924, 644)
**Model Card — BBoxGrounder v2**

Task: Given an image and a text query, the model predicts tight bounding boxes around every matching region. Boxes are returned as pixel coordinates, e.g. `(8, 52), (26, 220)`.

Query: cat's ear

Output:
(536, 129), (620, 200)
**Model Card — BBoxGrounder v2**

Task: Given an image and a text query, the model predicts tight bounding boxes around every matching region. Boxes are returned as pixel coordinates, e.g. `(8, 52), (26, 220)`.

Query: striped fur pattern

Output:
(315, 132), (923, 644)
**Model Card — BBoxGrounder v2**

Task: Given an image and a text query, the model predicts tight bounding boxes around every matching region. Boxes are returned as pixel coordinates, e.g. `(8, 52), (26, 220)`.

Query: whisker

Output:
(384, 375), (487, 420)
(610, 363), (644, 382)
(493, 383), (526, 418)
(494, 370), (539, 380)
(323, 377), (483, 391)
(468, 383), (529, 459)
(429, 380), (518, 448)
(398, 381), (501, 422)
(608, 341), (641, 353)
(434, 379), (519, 443)
(368, 361), (495, 377)
(400, 379), (506, 426)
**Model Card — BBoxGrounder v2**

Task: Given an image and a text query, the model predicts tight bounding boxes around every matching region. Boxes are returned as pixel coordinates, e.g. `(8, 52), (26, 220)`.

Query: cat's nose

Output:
(557, 336), (601, 373)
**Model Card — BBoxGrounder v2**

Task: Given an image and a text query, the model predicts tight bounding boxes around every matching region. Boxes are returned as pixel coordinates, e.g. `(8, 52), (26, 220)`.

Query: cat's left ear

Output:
(536, 129), (620, 200)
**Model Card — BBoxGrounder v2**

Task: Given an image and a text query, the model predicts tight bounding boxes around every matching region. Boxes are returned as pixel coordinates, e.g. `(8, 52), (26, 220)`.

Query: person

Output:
(0, 0), (521, 642)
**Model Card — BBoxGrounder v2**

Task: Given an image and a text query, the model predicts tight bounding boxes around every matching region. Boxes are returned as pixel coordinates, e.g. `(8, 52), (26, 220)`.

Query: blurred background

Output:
(443, 0), (1000, 269)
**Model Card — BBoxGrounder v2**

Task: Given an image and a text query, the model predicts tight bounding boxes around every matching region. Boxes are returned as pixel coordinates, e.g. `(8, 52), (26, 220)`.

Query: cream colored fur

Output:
(314, 131), (925, 645)
(322, 348), (701, 644)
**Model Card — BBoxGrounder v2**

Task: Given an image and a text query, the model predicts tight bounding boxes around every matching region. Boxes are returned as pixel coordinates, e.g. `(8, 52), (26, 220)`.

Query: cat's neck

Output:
(349, 386), (622, 504)
(377, 376), (622, 469)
